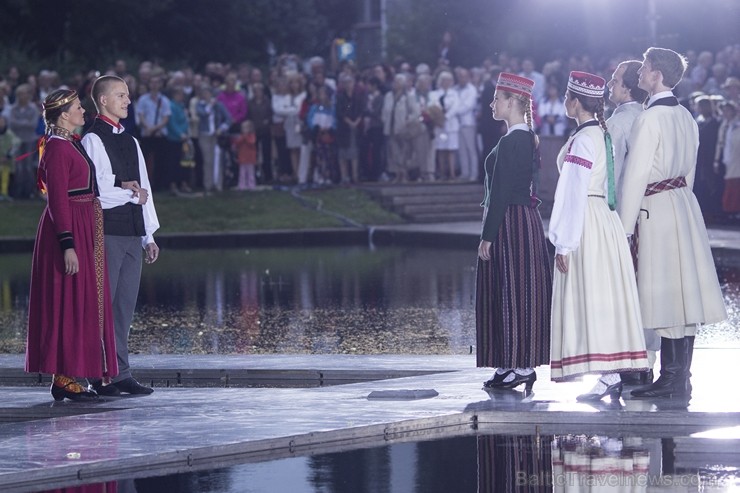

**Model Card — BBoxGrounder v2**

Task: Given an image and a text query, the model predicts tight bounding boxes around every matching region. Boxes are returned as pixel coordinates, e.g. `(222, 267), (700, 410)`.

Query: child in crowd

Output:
(307, 86), (337, 185)
(232, 120), (258, 191)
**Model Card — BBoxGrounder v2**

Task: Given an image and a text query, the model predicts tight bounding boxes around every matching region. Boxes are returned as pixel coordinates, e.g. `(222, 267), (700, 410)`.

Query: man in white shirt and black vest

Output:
(82, 75), (160, 396)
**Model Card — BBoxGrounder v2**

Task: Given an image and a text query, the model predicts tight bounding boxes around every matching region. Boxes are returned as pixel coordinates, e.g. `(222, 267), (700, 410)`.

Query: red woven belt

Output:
(644, 176), (686, 196)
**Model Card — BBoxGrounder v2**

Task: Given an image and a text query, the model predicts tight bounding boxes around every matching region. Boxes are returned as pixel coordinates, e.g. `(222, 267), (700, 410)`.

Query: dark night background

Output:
(0, 0), (737, 74)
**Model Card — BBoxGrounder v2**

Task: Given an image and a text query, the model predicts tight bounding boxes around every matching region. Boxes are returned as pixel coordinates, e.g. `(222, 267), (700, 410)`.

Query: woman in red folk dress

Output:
(25, 89), (118, 401)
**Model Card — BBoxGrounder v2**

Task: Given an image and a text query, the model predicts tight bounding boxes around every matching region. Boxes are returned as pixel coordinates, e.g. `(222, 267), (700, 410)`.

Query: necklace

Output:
(50, 126), (74, 141)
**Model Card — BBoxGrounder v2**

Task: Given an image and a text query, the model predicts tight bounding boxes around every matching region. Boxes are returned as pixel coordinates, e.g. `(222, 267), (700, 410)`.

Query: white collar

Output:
(647, 91), (674, 107)
(506, 123), (529, 135)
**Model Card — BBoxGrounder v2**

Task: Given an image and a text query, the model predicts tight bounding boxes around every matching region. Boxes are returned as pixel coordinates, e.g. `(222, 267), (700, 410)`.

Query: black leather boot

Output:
(631, 337), (689, 398)
(620, 370), (653, 386)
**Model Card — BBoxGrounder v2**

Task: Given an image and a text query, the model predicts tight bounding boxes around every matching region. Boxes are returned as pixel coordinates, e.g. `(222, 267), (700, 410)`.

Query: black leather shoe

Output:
(51, 381), (98, 402)
(498, 371), (536, 391)
(576, 381), (623, 402)
(92, 381), (121, 397)
(113, 377), (154, 395)
(483, 370), (515, 388)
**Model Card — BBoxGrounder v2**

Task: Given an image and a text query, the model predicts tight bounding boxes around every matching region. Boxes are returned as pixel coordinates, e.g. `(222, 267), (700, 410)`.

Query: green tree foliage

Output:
(0, 0), (357, 74)
(0, 0), (736, 76)
(386, 0), (494, 67)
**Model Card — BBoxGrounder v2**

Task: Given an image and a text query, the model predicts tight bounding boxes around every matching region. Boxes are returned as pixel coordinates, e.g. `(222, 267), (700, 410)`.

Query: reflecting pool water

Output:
(1, 247), (738, 354)
(32, 433), (740, 492)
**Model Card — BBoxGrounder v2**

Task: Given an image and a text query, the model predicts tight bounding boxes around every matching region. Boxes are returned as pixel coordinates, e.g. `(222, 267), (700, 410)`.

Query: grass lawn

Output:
(0, 188), (404, 238)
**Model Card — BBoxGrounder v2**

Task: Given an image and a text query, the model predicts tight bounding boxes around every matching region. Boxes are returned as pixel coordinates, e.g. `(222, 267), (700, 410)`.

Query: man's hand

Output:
(144, 242), (159, 264)
(137, 188), (149, 205)
(121, 180), (141, 197)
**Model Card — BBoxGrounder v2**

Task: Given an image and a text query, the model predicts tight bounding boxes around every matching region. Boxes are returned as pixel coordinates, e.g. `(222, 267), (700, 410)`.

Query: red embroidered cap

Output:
(567, 71), (606, 98)
(496, 72), (535, 98)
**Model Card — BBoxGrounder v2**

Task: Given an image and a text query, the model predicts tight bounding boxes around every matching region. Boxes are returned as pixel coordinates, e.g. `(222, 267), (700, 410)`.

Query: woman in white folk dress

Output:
(549, 71), (648, 402)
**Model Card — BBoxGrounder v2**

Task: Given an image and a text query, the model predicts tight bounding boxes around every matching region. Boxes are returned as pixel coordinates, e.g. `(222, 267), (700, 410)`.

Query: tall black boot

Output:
(685, 335), (695, 396)
(631, 337), (688, 398)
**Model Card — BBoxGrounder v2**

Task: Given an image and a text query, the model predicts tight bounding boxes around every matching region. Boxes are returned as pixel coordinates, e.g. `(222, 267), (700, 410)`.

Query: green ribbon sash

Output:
(604, 132), (616, 211)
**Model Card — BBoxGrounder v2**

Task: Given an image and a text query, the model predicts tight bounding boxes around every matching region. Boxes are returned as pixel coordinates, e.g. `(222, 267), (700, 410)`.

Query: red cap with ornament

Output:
(496, 72), (535, 98)
(567, 71), (606, 98)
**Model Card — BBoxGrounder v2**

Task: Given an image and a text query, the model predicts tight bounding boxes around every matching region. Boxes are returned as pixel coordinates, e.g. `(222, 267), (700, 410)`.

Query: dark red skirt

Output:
(476, 205), (552, 368)
(26, 195), (118, 377)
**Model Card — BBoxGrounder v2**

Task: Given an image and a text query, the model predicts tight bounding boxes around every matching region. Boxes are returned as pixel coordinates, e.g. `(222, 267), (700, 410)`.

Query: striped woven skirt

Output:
(476, 205), (552, 368)
(477, 434), (553, 493)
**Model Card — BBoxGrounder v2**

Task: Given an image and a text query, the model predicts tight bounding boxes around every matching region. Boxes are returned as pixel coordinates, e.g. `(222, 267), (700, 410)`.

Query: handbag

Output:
(399, 118), (426, 140)
(180, 139), (196, 168)
(398, 95), (426, 140)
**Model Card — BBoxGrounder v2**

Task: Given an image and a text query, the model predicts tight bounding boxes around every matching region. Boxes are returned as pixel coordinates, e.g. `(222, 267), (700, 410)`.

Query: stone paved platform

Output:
(0, 349), (739, 492)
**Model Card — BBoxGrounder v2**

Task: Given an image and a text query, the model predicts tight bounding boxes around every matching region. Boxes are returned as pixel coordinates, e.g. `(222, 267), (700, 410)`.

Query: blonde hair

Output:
(501, 90), (539, 147)
(643, 47), (688, 89)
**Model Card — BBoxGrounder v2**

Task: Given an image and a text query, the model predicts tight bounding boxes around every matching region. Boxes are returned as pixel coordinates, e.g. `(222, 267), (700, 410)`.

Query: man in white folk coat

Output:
(606, 60), (658, 386)
(618, 47), (727, 399)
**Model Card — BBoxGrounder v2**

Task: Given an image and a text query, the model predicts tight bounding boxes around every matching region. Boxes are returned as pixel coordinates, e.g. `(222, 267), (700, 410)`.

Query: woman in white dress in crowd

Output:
(429, 70), (460, 180)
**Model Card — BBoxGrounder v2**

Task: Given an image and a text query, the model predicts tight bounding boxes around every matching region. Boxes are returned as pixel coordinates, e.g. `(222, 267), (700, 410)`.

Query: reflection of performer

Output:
(476, 73), (552, 392)
(477, 434), (553, 493)
(551, 435), (652, 493)
(25, 89), (118, 401)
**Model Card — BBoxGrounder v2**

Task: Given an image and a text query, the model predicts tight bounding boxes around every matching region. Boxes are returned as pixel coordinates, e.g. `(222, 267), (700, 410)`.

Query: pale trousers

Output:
(654, 324), (698, 339)
(198, 134), (222, 192)
(457, 125), (478, 180)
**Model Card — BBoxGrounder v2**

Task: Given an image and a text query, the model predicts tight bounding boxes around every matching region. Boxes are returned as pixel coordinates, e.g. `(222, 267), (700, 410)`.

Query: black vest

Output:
(86, 118), (146, 236)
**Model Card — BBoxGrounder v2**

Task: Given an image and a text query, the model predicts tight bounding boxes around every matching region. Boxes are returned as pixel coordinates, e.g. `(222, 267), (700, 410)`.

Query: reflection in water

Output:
(551, 435), (652, 492)
(0, 247), (480, 355)
(477, 434), (553, 493)
(37, 482), (117, 492)
(133, 436), (478, 493)
(0, 247), (738, 354)
(32, 433), (740, 492)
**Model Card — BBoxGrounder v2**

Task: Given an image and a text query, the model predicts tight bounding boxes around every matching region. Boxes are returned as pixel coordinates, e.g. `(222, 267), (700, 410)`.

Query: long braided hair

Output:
(572, 91), (607, 132)
(506, 91), (541, 206)
(570, 90), (616, 210)
(509, 92), (540, 147)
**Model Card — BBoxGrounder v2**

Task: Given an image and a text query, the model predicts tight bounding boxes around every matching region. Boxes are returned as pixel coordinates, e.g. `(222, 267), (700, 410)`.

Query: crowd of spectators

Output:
(0, 43), (738, 220)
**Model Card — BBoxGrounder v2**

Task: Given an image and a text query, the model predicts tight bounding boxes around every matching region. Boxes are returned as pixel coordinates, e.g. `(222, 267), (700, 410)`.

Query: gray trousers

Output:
(104, 235), (143, 383)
